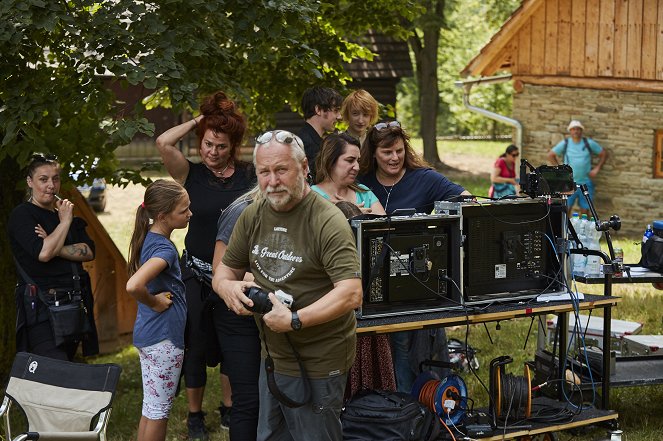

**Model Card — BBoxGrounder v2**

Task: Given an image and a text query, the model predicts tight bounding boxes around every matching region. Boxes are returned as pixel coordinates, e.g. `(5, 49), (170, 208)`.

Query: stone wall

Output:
(513, 84), (663, 236)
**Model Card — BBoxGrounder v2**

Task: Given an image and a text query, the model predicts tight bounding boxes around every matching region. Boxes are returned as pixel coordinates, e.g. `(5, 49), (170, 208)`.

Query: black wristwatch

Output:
(291, 311), (302, 331)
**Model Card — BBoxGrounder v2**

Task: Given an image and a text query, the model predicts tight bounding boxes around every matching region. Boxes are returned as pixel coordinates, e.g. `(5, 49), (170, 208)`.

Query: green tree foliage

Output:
(0, 0), (418, 377)
(399, 0), (520, 139)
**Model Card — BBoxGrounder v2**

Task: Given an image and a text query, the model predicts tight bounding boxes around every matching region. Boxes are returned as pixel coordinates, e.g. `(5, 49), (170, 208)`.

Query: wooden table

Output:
(355, 294), (621, 439)
(356, 294), (619, 334)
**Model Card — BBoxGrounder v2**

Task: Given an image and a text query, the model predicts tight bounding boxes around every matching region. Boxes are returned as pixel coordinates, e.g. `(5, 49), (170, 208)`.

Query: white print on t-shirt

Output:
(274, 226), (287, 232)
(251, 245), (303, 263)
(254, 260), (296, 283)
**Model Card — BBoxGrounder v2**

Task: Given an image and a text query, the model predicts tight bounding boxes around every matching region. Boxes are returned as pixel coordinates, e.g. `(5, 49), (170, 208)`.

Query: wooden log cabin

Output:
(462, 0), (663, 234)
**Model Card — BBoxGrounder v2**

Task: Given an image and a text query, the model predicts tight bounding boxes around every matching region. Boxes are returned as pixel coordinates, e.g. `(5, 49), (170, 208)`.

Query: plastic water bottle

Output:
(585, 217), (602, 277)
(569, 212), (580, 235)
(643, 224), (654, 243)
(569, 213), (580, 273)
(572, 214), (588, 276)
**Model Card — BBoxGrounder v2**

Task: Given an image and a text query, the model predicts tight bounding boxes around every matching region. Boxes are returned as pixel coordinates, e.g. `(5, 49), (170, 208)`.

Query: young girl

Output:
(126, 179), (191, 441)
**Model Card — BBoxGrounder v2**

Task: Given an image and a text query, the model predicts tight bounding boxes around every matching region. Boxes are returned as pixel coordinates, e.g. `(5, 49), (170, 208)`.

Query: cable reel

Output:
(411, 370), (468, 426)
(490, 356), (532, 420)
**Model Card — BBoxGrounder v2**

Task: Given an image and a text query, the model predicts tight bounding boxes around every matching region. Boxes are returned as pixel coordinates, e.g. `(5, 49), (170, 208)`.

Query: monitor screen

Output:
(461, 200), (563, 303)
(352, 215), (461, 318)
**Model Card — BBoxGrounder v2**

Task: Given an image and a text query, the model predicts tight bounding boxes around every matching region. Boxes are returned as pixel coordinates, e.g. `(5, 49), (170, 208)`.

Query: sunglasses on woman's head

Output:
(31, 153), (58, 163)
(255, 130), (303, 150)
(374, 121), (401, 131)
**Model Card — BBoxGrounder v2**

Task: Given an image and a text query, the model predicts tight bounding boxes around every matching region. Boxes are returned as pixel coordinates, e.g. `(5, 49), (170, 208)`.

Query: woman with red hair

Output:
(156, 91), (256, 440)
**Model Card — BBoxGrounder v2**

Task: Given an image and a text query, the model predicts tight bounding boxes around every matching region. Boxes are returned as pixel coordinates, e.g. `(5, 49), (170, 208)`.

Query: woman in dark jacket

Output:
(8, 153), (98, 361)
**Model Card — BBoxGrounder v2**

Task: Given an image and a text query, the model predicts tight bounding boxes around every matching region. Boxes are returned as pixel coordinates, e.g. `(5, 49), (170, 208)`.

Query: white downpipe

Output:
(454, 74), (522, 149)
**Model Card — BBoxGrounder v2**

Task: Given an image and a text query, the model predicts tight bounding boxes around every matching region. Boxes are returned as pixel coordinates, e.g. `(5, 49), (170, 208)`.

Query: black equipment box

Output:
(436, 198), (566, 305)
(351, 214), (462, 318)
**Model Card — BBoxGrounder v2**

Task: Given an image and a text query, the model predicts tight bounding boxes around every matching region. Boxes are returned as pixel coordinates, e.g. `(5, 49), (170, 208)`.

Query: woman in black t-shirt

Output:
(8, 154), (98, 361)
(155, 91), (255, 438)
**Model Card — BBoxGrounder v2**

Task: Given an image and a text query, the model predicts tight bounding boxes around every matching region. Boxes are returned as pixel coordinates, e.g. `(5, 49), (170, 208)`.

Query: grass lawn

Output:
(84, 140), (663, 440)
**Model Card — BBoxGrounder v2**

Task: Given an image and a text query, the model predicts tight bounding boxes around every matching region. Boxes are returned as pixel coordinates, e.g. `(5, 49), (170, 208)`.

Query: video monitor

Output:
(351, 215), (461, 318)
(461, 199), (564, 304)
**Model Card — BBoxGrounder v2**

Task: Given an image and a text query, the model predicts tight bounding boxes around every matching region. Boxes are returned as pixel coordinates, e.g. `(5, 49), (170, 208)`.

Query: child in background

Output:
(126, 179), (192, 441)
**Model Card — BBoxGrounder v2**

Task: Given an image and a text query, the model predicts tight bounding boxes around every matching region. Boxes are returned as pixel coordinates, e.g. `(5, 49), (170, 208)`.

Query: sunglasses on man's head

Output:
(374, 121), (401, 131)
(256, 130), (303, 150)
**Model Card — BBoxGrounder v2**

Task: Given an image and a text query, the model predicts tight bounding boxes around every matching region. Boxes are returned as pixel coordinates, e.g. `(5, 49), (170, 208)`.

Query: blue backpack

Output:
(561, 137), (590, 164)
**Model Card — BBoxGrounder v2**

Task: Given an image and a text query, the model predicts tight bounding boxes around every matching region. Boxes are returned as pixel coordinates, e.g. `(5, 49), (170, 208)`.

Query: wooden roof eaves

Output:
(515, 74), (663, 93)
(461, 0), (544, 78)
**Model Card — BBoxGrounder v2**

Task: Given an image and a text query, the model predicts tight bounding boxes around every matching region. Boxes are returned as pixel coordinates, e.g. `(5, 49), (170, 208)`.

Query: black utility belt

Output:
(41, 288), (82, 306)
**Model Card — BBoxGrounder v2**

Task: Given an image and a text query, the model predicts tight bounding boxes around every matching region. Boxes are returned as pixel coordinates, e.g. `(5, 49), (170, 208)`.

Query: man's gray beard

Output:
(264, 174), (306, 210)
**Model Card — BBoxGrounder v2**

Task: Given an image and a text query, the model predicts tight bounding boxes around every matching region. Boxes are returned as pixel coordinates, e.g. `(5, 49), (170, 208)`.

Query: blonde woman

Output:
(341, 89), (379, 147)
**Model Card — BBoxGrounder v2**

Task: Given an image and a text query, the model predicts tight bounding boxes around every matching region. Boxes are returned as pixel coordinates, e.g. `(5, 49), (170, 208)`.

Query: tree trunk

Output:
(408, 0), (445, 167)
(0, 155), (26, 381)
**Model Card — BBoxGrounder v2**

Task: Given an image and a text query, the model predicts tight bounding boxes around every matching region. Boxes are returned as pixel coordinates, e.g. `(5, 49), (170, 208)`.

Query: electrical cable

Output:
(439, 417), (457, 441)
(491, 369), (580, 430)
(464, 196), (552, 226)
(447, 408), (466, 438)
(492, 363), (532, 420)
(415, 375), (469, 435)
(379, 240), (464, 306)
(542, 228), (597, 410)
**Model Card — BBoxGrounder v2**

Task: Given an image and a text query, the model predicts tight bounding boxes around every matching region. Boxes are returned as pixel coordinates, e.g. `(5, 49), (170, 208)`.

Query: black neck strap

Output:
(260, 319), (311, 408)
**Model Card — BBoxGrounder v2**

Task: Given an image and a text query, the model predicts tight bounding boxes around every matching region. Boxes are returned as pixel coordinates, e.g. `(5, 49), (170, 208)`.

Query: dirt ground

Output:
(438, 151), (493, 178)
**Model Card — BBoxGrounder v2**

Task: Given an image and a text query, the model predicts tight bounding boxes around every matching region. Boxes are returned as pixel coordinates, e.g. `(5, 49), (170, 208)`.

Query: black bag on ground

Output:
(640, 235), (663, 272)
(341, 390), (440, 441)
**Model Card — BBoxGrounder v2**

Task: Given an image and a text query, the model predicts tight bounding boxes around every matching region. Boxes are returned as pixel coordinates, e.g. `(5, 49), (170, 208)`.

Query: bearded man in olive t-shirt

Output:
(213, 129), (362, 441)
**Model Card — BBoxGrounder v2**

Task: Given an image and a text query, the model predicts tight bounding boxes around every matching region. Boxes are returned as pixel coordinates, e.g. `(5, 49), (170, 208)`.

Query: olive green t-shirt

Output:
(223, 191), (360, 378)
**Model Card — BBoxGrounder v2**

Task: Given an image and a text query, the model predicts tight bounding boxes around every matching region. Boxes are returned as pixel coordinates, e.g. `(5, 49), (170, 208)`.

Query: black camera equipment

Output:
(244, 287), (294, 314)
(435, 198), (566, 305)
(520, 159), (575, 198)
(350, 214), (462, 318)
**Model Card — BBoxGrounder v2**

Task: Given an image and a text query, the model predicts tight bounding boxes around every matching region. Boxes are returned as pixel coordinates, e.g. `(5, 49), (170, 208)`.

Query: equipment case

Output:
(622, 334), (663, 356)
(547, 314), (643, 354)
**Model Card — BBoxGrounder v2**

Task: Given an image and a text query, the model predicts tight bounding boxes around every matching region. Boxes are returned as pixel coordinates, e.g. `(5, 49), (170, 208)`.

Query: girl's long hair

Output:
(128, 179), (188, 276)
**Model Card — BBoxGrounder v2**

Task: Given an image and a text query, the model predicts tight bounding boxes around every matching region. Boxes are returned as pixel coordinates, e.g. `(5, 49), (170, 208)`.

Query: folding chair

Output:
(0, 352), (122, 441)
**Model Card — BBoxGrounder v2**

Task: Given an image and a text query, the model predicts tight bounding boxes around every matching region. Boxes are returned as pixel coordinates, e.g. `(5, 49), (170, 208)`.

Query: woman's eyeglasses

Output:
(256, 130), (303, 150)
(510, 152), (520, 157)
(374, 121), (401, 131)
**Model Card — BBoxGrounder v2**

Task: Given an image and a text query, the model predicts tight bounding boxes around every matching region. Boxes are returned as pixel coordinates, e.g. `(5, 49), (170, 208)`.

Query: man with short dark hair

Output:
(213, 130), (362, 441)
(298, 86), (343, 180)
(547, 120), (608, 215)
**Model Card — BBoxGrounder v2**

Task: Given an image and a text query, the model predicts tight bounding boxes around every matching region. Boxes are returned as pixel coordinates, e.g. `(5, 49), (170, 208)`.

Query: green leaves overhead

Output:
(1, 0), (419, 185)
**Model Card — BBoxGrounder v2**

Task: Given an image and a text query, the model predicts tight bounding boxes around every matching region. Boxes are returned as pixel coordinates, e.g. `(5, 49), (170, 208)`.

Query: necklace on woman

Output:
(206, 162), (232, 180)
(378, 169), (405, 214)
